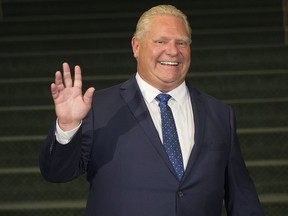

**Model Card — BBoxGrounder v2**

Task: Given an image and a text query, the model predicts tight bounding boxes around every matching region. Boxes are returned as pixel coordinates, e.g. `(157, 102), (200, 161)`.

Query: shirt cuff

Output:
(55, 119), (82, 144)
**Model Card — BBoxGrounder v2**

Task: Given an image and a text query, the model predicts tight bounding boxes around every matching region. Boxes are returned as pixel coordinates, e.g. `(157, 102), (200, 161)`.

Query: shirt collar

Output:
(135, 72), (188, 104)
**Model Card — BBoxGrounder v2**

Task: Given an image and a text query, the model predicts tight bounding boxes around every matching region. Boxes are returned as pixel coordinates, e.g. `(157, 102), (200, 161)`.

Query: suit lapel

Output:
(182, 83), (206, 181)
(119, 76), (177, 177)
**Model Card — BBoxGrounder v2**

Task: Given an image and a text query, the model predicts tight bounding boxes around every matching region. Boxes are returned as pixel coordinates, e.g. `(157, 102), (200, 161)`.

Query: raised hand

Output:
(51, 62), (95, 131)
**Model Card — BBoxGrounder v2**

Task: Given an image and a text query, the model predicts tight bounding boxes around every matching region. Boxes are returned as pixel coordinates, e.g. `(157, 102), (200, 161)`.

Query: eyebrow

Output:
(154, 36), (190, 42)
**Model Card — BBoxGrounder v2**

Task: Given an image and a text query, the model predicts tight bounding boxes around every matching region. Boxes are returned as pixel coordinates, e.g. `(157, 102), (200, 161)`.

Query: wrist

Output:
(57, 119), (81, 132)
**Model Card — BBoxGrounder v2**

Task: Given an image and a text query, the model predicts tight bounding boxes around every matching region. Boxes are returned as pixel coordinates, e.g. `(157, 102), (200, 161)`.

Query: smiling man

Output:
(132, 12), (191, 93)
(40, 5), (264, 216)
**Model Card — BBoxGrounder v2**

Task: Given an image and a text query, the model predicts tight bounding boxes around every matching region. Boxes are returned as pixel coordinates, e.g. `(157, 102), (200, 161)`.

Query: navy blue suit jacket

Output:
(40, 75), (264, 216)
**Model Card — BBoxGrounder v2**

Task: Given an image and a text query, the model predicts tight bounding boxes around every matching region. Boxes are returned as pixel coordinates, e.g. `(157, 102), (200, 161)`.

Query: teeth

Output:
(160, 61), (179, 66)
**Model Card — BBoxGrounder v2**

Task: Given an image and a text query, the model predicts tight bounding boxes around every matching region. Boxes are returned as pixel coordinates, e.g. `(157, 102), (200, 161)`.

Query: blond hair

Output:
(134, 5), (192, 43)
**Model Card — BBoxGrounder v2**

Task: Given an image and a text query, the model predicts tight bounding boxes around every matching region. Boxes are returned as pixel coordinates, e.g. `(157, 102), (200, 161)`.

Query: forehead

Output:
(147, 15), (188, 37)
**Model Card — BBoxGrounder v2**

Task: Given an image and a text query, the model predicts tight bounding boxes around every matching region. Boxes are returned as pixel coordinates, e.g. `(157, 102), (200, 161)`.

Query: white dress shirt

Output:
(56, 73), (195, 169)
(135, 73), (195, 169)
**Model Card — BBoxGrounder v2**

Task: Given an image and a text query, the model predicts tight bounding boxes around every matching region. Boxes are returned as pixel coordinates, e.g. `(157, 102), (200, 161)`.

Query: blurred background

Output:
(0, 0), (287, 215)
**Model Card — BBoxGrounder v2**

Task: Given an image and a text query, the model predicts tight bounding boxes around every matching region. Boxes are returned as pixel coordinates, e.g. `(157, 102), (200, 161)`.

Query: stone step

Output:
(231, 99), (288, 128)
(0, 199), (286, 216)
(0, 27), (284, 54)
(0, 70), (287, 106)
(0, 129), (287, 168)
(249, 164), (288, 195)
(0, 163), (286, 202)
(180, 0), (283, 10)
(0, 170), (88, 203)
(0, 99), (287, 135)
(0, 136), (43, 168)
(1, 0), (283, 18)
(0, 45), (287, 79)
(0, 7), (283, 37)
(190, 70), (288, 101)
(239, 130), (288, 161)
(0, 207), (85, 216)
(0, 108), (55, 136)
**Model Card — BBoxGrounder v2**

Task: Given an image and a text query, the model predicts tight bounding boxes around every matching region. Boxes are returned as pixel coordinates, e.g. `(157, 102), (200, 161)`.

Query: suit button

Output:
(178, 191), (184, 197)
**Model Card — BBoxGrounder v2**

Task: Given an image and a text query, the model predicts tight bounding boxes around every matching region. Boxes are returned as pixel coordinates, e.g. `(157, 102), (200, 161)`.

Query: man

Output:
(39, 5), (264, 216)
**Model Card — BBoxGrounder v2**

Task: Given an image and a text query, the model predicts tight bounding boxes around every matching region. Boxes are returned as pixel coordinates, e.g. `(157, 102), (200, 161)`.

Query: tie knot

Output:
(156, 93), (171, 105)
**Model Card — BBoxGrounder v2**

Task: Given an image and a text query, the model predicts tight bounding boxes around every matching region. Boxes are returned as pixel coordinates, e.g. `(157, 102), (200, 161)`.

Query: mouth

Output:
(159, 61), (179, 66)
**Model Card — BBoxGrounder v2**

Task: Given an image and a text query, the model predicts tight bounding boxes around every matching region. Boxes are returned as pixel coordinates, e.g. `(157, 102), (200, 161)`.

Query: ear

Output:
(131, 36), (140, 59)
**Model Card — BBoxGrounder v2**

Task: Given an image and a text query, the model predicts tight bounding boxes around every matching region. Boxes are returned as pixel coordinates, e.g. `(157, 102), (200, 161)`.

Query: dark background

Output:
(0, 0), (287, 215)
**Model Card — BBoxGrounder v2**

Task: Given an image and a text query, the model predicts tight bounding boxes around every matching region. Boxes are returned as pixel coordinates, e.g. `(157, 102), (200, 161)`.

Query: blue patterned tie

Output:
(156, 93), (184, 180)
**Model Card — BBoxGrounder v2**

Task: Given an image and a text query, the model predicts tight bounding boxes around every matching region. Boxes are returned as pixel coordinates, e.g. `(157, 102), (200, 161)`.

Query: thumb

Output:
(83, 87), (95, 105)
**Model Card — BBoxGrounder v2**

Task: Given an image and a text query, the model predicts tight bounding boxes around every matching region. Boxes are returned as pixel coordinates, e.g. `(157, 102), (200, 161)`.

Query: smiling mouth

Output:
(160, 61), (179, 66)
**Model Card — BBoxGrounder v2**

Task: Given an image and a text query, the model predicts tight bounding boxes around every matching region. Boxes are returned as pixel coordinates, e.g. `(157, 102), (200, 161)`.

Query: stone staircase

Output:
(0, 0), (287, 215)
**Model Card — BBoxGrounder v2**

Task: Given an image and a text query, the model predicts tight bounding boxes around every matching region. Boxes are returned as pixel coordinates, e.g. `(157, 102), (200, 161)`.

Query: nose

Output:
(165, 41), (179, 56)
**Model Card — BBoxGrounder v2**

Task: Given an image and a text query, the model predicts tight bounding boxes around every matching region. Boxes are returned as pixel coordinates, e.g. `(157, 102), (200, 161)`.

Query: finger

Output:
(51, 83), (59, 100)
(63, 62), (73, 87)
(54, 71), (65, 91)
(83, 87), (95, 105)
(74, 65), (82, 89)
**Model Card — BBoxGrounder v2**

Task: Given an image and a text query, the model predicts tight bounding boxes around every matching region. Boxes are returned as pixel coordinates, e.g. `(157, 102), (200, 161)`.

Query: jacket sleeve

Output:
(224, 107), (264, 216)
(39, 110), (94, 183)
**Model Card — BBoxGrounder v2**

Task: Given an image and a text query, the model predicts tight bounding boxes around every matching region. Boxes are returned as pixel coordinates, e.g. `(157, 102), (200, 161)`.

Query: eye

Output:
(155, 40), (164, 44)
(177, 40), (188, 47)
(154, 39), (168, 45)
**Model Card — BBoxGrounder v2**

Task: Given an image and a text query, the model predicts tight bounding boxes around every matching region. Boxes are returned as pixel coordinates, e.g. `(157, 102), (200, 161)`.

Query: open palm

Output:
(51, 63), (95, 131)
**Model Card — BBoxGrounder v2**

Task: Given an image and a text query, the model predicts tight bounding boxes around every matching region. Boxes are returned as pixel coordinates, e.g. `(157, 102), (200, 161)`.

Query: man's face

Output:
(132, 15), (191, 92)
